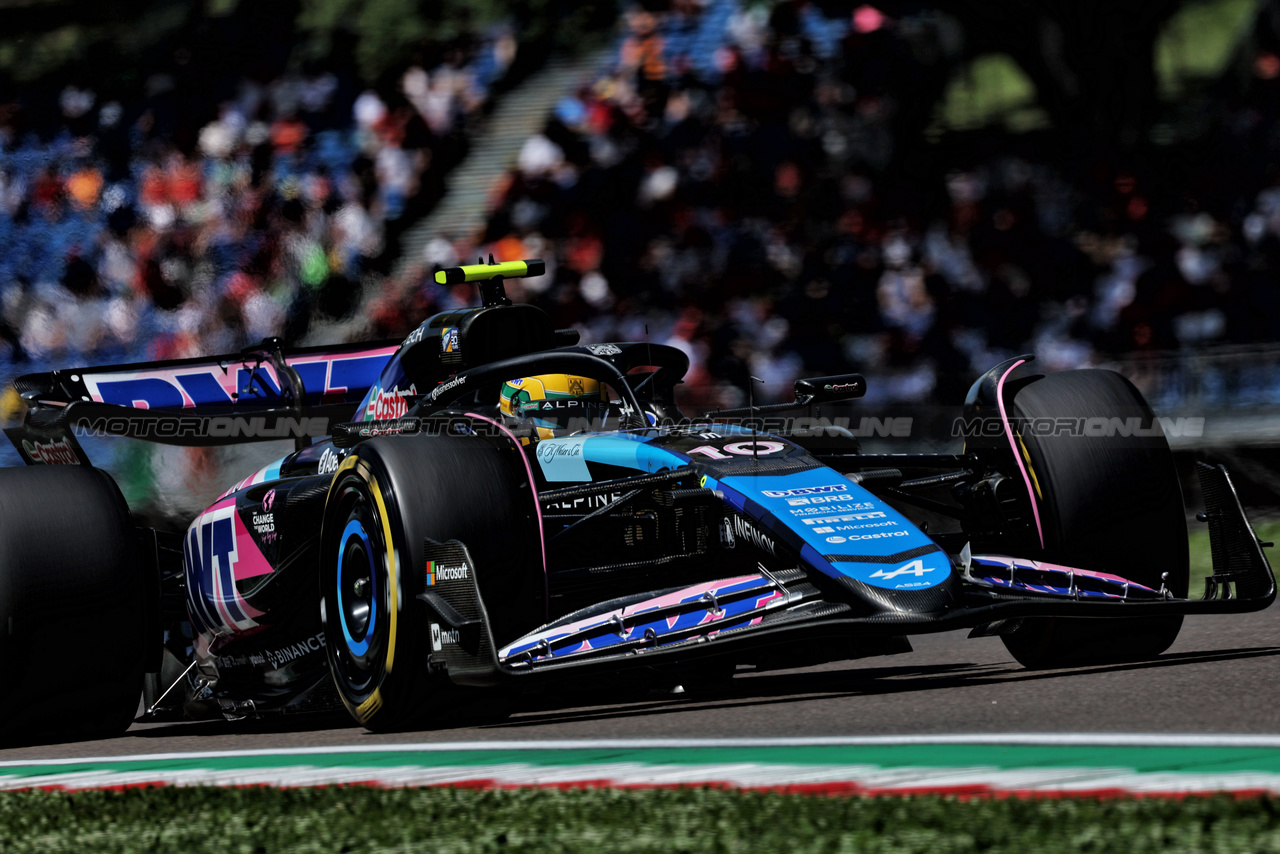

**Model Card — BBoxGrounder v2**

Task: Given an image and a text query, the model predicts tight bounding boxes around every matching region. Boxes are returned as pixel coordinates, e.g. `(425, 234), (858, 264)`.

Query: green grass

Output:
(1188, 517), (1280, 594)
(1, 786), (1279, 853)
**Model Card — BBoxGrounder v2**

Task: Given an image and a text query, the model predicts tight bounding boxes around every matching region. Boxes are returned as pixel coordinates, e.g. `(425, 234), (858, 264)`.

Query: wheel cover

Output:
(326, 481), (389, 697)
(337, 518), (378, 655)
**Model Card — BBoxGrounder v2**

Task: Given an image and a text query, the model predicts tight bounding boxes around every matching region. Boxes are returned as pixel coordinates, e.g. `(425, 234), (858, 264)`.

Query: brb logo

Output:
(184, 505), (258, 633)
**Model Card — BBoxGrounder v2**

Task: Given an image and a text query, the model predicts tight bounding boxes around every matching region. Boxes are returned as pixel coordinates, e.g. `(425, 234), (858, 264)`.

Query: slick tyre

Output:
(320, 432), (540, 732)
(0, 466), (147, 743)
(999, 369), (1188, 668)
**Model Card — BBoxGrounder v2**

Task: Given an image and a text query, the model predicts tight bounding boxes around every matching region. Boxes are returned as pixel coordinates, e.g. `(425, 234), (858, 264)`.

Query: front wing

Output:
(416, 462), (1274, 684)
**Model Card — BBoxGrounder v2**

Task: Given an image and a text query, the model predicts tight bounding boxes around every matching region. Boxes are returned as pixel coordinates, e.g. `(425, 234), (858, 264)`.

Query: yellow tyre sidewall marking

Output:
(335, 453), (362, 480)
(355, 688), (383, 721)
(330, 454), (398, 722)
(1015, 433), (1043, 501)
(367, 473), (399, 675)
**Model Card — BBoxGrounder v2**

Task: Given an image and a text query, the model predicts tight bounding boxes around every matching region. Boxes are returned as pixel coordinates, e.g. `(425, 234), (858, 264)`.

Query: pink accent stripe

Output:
(467, 412), (548, 620)
(1044, 564), (1151, 589)
(232, 512), (275, 582)
(996, 360), (1044, 549)
(972, 555), (1158, 592)
(506, 574), (766, 651)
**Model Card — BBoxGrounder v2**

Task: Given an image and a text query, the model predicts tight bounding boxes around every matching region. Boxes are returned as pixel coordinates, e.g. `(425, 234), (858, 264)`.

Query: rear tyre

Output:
(0, 466), (147, 743)
(319, 433), (540, 732)
(998, 370), (1188, 668)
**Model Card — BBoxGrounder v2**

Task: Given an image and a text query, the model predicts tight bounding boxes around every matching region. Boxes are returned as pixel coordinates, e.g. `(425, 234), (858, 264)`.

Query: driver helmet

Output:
(500, 374), (612, 439)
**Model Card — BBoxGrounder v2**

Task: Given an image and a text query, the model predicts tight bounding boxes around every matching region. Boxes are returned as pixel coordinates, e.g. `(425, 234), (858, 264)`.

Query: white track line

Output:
(4, 733), (1280, 769)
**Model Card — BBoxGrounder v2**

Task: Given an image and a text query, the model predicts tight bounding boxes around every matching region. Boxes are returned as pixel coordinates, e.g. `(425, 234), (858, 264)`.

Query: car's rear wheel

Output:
(319, 432), (541, 731)
(0, 466), (149, 743)
(997, 369), (1188, 668)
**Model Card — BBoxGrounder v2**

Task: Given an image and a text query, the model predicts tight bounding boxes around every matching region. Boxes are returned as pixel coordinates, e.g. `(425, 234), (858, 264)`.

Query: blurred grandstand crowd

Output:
(3, 0), (1280, 416)
(475, 0), (1280, 406)
(0, 22), (514, 421)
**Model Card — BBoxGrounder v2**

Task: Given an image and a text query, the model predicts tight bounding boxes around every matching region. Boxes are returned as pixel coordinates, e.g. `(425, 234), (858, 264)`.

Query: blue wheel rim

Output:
(337, 518), (377, 656)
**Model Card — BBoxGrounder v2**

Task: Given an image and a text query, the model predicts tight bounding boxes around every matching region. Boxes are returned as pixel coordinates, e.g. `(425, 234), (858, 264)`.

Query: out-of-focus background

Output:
(2, 0), (1280, 519)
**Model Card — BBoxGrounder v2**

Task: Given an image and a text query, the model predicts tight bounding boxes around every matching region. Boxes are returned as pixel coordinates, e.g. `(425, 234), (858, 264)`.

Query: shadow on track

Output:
(118, 645), (1280, 739)
(129, 711), (358, 740)
(487, 645), (1280, 730)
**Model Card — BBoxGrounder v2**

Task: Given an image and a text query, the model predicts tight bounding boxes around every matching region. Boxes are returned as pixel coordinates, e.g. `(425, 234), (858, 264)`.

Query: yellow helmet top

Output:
(500, 374), (607, 420)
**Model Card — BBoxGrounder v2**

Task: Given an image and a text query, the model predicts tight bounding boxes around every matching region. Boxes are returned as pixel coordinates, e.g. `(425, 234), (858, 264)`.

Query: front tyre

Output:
(319, 433), (539, 731)
(322, 461), (407, 727)
(997, 369), (1189, 668)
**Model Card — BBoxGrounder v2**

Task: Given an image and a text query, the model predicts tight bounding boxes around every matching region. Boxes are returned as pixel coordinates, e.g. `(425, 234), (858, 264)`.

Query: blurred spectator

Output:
(5, 0), (1280, 421)
(0, 22), (515, 377)
(447, 0), (1280, 410)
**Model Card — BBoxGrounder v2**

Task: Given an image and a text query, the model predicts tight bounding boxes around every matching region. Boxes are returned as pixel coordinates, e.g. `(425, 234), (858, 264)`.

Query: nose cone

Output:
(716, 467), (952, 592)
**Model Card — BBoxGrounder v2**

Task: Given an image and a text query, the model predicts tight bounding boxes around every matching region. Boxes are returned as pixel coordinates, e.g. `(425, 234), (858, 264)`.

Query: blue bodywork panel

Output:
(532, 426), (950, 592)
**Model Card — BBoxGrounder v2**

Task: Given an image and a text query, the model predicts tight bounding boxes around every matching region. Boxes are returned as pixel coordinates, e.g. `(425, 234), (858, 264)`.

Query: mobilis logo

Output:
(21, 438), (78, 465)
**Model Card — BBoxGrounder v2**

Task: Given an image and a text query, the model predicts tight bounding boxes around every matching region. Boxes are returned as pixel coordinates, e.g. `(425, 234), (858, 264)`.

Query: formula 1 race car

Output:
(1, 259), (1274, 741)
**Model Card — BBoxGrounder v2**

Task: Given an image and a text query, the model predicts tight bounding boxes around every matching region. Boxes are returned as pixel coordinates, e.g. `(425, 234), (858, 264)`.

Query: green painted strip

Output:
(4, 743), (1280, 781)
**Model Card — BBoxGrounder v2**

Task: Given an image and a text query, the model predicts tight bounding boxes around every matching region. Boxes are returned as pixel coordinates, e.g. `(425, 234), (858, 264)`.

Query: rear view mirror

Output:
(794, 374), (866, 405)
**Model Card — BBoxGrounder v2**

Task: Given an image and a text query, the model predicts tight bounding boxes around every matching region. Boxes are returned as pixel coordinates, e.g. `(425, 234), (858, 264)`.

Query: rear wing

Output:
(7, 337), (399, 463)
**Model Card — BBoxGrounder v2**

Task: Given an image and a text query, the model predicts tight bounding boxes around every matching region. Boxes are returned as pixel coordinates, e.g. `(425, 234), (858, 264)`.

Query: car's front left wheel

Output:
(319, 431), (541, 731)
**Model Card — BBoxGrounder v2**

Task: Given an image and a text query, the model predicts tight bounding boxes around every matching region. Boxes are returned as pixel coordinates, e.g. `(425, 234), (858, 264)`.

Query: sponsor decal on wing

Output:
(498, 574), (783, 662)
(81, 345), (399, 410)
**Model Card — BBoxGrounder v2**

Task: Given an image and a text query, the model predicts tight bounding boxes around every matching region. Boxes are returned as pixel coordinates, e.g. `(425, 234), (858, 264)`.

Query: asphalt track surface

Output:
(1, 605), (1275, 764)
